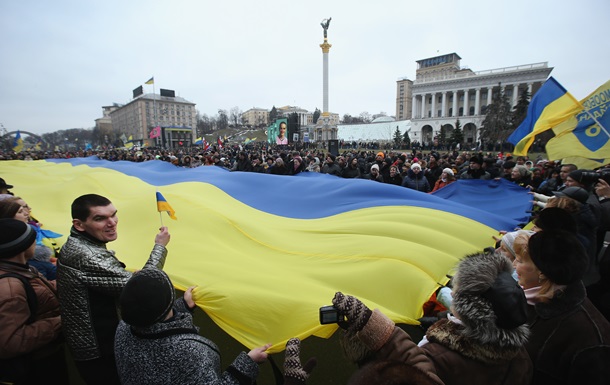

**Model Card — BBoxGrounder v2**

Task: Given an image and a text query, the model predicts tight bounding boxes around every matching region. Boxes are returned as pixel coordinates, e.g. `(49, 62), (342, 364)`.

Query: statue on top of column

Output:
(320, 18), (332, 39)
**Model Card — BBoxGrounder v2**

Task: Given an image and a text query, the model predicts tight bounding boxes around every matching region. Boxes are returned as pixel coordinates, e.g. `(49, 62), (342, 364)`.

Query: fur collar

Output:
(426, 319), (527, 364)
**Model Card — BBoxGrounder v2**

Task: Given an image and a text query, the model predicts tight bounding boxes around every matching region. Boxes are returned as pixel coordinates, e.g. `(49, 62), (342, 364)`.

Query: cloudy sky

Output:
(1, 0), (608, 135)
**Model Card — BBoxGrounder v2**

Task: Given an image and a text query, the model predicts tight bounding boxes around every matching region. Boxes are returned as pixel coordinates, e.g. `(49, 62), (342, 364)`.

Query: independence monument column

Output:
(320, 18), (333, 142)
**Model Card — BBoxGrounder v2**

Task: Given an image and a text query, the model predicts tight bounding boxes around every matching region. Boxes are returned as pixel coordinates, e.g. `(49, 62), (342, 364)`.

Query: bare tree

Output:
(359, 111), (372, 123)
(229, 106), (242, 127)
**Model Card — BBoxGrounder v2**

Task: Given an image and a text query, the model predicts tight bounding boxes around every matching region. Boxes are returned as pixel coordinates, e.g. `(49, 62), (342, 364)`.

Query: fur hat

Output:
(119, 269), (175, 328)
(442, 168), (454, 176)
(528, 230), (588, 285)
(534, 207), (578, 232)
(0, 219), (37, 259)
(452, 252), (529, 333)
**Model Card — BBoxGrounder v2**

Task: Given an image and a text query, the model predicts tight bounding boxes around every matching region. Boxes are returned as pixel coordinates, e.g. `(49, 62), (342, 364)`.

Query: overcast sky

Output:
(1, 0), (608, 135)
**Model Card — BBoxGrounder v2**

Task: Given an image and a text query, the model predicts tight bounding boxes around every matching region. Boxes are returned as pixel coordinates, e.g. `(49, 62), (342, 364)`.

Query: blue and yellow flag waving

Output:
(545, 79), (610, 168)
(2, 158), (531, 352)
(13, 130), (24, 153)
(508, 77), (581, 156)
(156, 191), (177, 220)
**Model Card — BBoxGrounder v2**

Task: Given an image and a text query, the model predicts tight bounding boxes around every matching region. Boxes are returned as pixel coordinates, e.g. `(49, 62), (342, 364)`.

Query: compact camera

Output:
(319, 305), (344, 324)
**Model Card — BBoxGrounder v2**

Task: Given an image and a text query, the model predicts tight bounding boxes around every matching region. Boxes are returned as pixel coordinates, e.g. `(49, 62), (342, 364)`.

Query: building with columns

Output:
(397, 53), (552, 147)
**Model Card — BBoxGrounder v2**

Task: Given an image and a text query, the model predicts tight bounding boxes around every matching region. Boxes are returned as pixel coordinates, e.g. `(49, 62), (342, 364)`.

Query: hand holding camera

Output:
(331, 292), (372, 332)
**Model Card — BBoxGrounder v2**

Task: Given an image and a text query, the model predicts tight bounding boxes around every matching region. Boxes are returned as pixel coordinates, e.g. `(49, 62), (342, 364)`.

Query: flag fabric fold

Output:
(3, 158), (534, 353)
(217, 137), (223, 149)
(508, 77), (581, 156)
(156, 191), (177, 220)
(145, 77), (154, 85)
(545, 79), (610, 167)
(195, 137), (203, 145)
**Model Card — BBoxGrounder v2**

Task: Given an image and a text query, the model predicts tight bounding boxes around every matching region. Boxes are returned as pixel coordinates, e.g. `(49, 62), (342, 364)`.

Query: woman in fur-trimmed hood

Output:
(418, 251), (533, 385)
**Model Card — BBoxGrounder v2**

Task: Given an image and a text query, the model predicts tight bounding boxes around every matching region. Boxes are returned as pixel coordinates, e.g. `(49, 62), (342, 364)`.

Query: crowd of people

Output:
(1, 143), (610, 384)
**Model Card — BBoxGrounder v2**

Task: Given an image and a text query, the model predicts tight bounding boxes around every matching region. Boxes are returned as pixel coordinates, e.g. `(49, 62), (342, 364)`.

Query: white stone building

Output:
(397, 53), (552, 147)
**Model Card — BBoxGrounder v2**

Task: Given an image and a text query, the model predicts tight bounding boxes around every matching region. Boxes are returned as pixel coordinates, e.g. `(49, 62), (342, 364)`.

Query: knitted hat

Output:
(0, 219), (37, 259)
(501, 230), (535, 260)
(119, 269), (175, 328)
(502, 160), (516, 169)
(442, 168), (454, 176)
(567, 170), (589, 185)
(470, 156), (482, 165)
(376, 152), (385, 159)
(552, 186), (589, 204)
(370, 164), (379, 172)
(528, 230), (588, 285)
(411, 163), (422, 171)
(452, 252), (527, 330)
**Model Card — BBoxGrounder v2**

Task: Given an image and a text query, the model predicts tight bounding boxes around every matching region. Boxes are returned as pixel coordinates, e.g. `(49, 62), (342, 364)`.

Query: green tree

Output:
(511, 89), (530, 130)
(287, 112), (300, 142)
(439, 125), (447, 147)
(313, 108), (321, 124)
(393, 127), (402, 147)
(450, 119), (464, 148)
(480, 85), (513, 151)
(269, 106), (279, 124)
(402, 130), (411, 148)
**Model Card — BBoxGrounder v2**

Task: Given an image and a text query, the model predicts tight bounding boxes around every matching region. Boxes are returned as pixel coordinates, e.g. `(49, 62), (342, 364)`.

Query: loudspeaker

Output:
(328, 140), (339, 156)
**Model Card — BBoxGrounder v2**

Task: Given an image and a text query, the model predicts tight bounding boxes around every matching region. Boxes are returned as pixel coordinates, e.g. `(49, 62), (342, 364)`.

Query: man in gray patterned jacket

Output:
(57, 194), (171, 385)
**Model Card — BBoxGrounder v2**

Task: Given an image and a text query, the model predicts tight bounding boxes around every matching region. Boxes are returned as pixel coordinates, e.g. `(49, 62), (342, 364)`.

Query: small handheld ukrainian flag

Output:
(156, 191), (177, 223)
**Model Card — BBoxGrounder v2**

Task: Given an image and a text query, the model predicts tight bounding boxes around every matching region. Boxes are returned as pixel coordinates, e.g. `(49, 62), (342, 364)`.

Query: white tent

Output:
(337, 118), (411, 142)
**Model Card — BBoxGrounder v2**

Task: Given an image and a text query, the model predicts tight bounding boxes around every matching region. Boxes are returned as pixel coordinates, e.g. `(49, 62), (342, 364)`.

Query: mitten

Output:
(283, 338), (317, 385)
(332, 292), (372, 332)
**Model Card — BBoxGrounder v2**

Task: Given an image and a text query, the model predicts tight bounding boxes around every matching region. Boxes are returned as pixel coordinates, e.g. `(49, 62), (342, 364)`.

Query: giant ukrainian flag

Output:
(2, 158), (531, 352)
(509, 77), (581, 156)
(545, 79), (610, 168)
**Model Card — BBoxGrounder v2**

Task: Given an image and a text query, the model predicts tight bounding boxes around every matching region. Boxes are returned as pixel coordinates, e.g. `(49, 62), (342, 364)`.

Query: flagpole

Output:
(156, 189), (164, 227)
(581, 106), (610, 139)
(153, 77), (157, 131)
